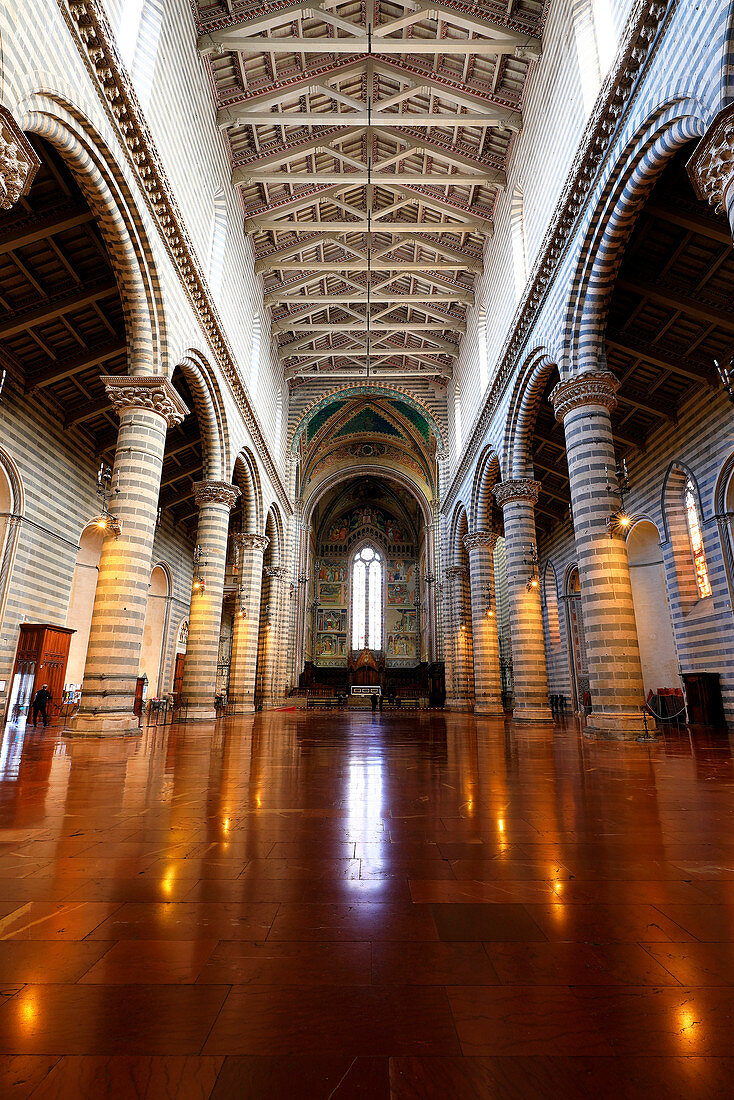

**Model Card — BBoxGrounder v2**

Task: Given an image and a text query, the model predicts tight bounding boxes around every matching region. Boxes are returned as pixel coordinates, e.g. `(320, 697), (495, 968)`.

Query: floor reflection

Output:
(0, 710), (733, 1092)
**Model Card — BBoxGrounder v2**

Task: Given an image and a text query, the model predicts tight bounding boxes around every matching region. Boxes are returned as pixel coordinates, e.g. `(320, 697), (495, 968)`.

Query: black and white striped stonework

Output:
(464, 531), (504, 717)
(551, 373), (646, 738)
(494, 480), (552, 723)
(180, 482), (240, 720)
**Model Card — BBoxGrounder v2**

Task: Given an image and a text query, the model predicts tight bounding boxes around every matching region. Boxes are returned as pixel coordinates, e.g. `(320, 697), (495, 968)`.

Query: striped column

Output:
(261, 565), (287, 706)
(464, 531), (504, 716)
(444, 565), (474, 710)
(551, 372), (646, 738)
(494, 480), (552, 722)
(67, 376), (188, 736)
(181, 481), (240, 720)
(229, 532), (268, 713)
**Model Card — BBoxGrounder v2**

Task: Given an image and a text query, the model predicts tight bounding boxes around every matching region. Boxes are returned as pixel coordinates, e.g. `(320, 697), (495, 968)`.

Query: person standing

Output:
(31, 684), (52, 728)
(371, 692), (377, 713)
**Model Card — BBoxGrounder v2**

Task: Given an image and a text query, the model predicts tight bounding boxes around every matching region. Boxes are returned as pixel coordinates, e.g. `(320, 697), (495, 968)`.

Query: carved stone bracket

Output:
(101, 375), (189, 427)
(494, 479), (541, 509)
(0, 107), (41, 210)
(234, 532), (269, 554)
(463, 530), (499, 553)
(687, 102), (734, 219)
(193, 480), (241, 510)
(550, 371), (619, 422)
(264, 565), (287, 580)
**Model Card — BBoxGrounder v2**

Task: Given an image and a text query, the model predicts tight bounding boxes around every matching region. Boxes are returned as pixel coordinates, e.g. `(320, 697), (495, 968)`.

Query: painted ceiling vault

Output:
(194, 0), (547, 390)
(297, 393), (437, 497)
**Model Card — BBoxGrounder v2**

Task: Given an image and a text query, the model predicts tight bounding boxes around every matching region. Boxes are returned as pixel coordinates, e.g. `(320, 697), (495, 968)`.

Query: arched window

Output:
(684, 477), (711, 598)
(250, 315), (262, 393)
(453, 384), (462, 455)
(117, 0), (164, 108)
(571, 0), (602, 115)
(351, 545), (383, 650)
(208, 191), (227, 296)
(275, 386), (283, 457)
(510, 189), (527, 299)
(477, 308), (489, 392)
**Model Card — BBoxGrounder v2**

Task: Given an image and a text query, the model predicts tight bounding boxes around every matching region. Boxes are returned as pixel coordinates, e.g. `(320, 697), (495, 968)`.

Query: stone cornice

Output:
(550, 371), (619, 422)
(442, 0), (671, 514)
(445, 565), (467, 577)
(687, 101), (734, 215)
(463, 530), (499, 552)
(60, 1), (292, 516)
(0, 106), (41, 210)
(494, 479), (540, 508)
(193, 480), (241, 510)
(101, 374), (189, 427)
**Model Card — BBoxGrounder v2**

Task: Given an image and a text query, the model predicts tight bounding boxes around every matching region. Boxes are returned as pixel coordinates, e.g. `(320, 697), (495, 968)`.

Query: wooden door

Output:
(173, 653), (185, 703)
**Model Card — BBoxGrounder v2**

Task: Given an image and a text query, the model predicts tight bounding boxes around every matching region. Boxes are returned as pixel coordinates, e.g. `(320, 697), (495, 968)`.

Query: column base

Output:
(512, 705), (554, 722)
(444, 698), (474, 711)
(584, 709), (650, 740)
(183, 705), (217, 721)
(474, 701), (505, 717)
(64, 711), (140, 737)
(228, 702), (256, 715)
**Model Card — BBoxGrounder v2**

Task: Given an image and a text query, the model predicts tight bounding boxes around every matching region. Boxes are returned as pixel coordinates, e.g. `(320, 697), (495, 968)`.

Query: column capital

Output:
(687, 102), (734, 216)
(234, 531), (269, 553)
(0, 107), (40, 210)
(193, 480), (241, 510)
(265, 565), (287, 579)
(494, 479), (540, 509)
(102, 374), (189, 427)
(463, 529), (499, 553)
(550, 371), (619, 422)
(445, 565), (467, 578)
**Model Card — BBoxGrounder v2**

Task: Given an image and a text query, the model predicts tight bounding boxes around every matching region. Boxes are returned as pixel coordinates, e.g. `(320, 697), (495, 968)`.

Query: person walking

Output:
(31, 684), (52, 728)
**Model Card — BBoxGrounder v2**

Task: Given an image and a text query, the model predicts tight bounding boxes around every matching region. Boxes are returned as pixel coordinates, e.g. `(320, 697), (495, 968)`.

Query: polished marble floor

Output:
(1, 710), (734, 1096)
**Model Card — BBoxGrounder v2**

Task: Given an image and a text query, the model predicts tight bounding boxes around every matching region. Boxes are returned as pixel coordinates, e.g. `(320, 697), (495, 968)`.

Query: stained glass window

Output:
(684, 478), (712, 599)
(351, 546), (383, 650)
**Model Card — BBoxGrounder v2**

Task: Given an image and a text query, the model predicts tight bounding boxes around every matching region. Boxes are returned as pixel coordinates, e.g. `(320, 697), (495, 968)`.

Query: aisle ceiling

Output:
(532, 151), (728, 535)
(194, 0), (546, 388)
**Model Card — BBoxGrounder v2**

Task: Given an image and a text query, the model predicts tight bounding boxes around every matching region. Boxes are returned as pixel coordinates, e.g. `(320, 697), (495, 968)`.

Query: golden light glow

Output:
(677, 1007), (700, 1048)
(497, 819), (504, 832)
(223, 817), (230, 833)
(19, 994), (36, 1028)
(553, 880), (563, 894)
(619, 513), (630, 528)
(96, 518), (106, 530)
(161, 866), (176, 896)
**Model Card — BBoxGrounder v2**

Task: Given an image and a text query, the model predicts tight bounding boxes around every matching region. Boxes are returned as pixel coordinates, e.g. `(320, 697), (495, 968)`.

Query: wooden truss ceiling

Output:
(195, 0), (545, 386)
(532, 149), (728, 535)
